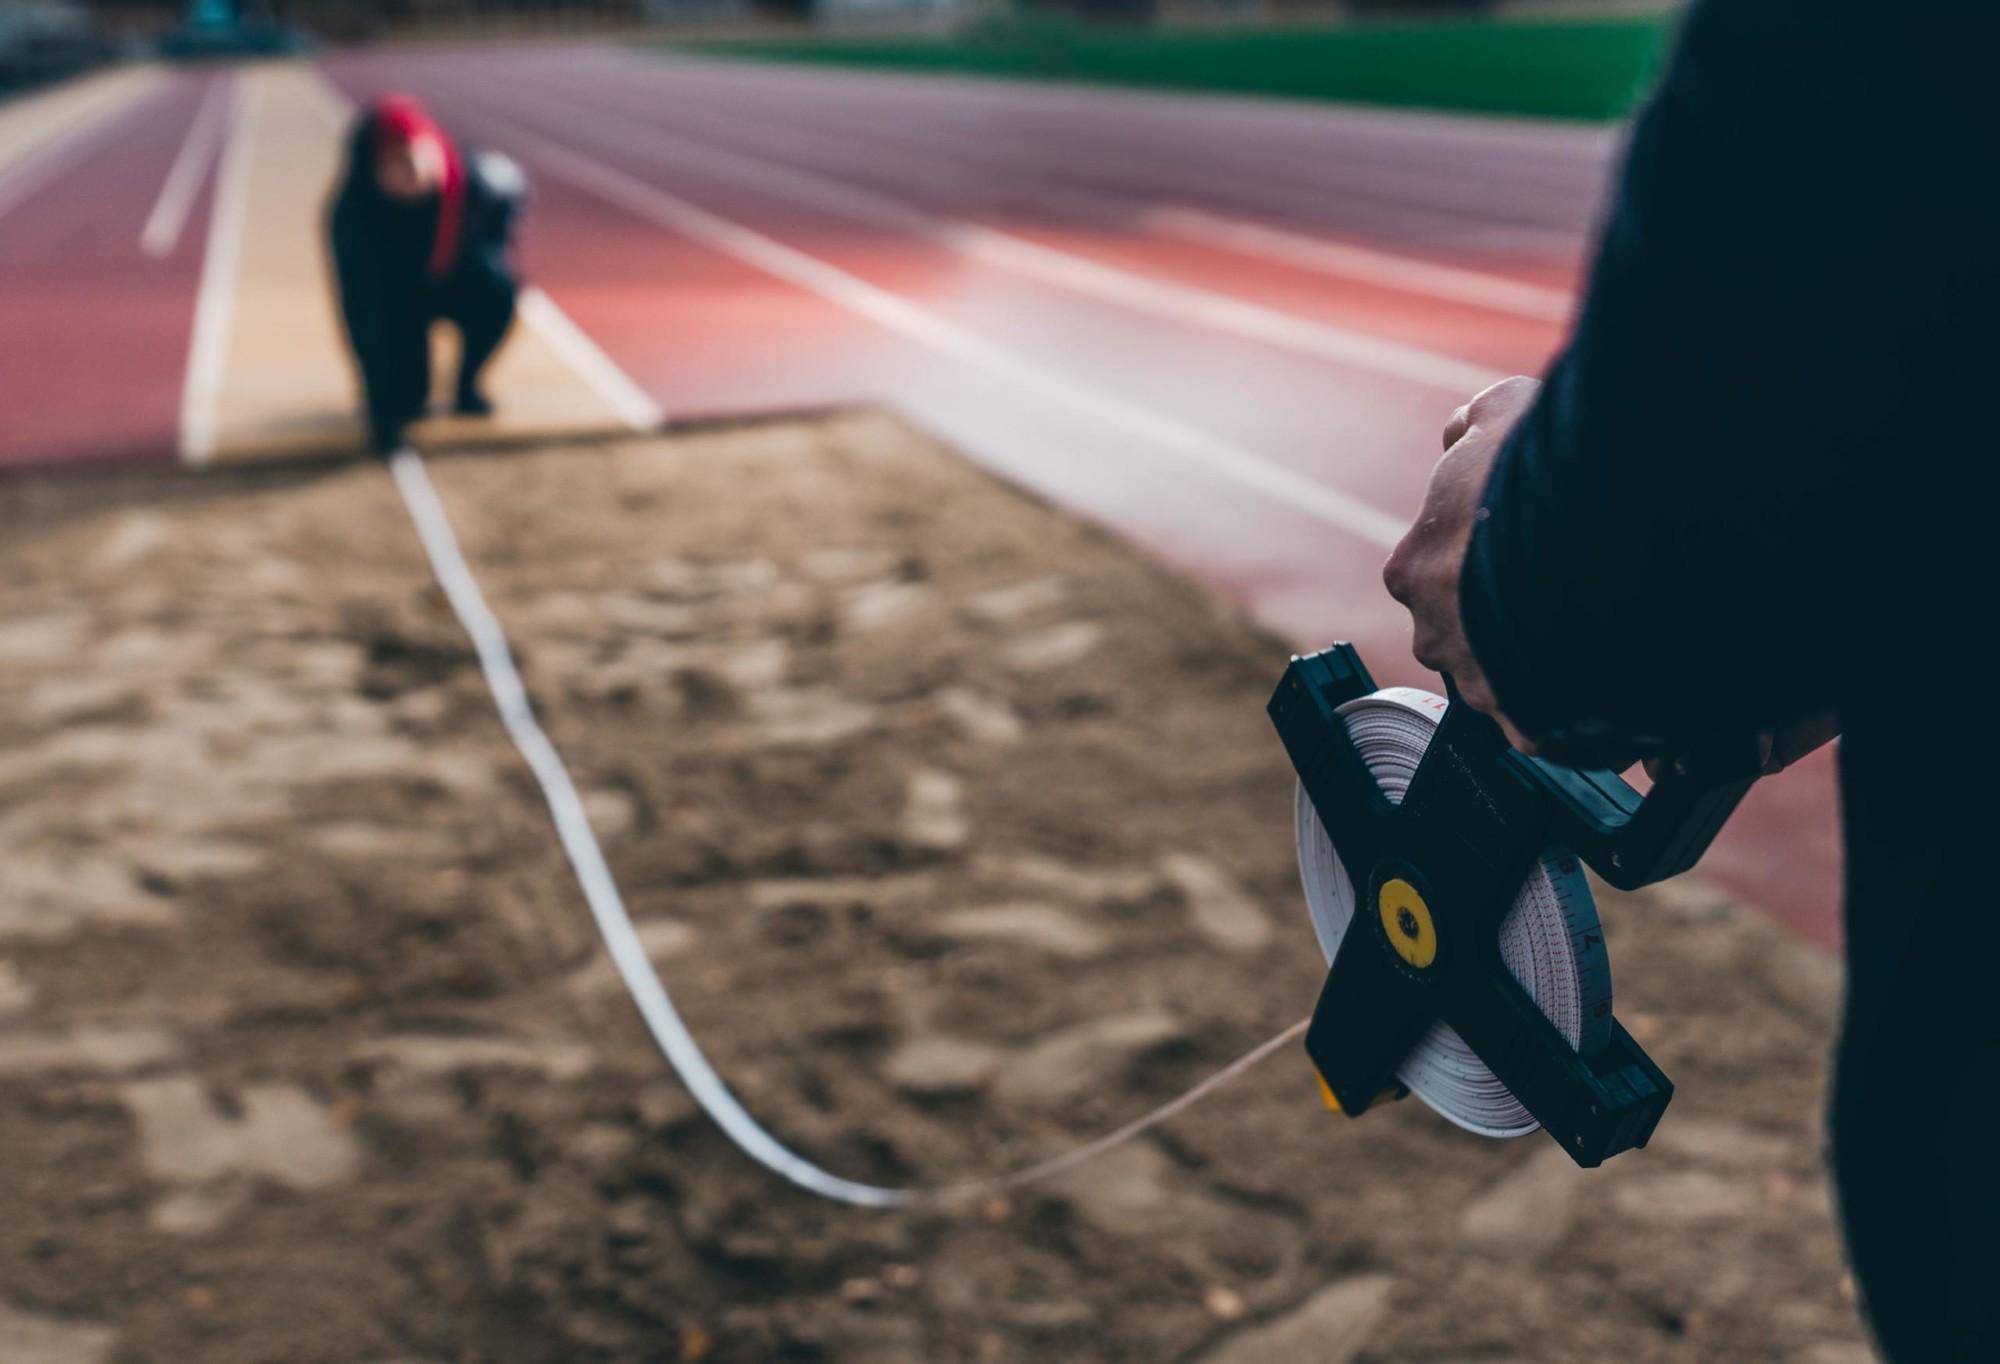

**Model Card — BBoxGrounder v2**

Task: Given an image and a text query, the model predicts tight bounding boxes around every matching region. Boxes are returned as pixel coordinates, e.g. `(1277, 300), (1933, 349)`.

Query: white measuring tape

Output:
(387, 447), (1305, 1209)
(1294, 687), (1613, 1137)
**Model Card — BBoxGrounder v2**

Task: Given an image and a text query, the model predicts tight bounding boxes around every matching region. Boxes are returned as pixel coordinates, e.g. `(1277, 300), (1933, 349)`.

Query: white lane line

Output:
(516, 286), (664, 431)
(572, 71), (1590, 298)
(491, 121), (1408, 551)
(179, 77), (257, 465)
(0, 89), (151, 226)
(465, 81), (1506, 398)
(1143, 206), (1576, 323)
(305, 70), (659, 432)
(562, 50), (1599, 256)
(141, 74), (233, 259)
(0, 68), (156, 176)
(945, 219), (1509, 394)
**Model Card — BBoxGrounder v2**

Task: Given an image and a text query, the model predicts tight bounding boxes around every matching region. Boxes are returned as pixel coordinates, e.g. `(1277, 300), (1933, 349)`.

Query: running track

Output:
(0, 45), (1845, 944)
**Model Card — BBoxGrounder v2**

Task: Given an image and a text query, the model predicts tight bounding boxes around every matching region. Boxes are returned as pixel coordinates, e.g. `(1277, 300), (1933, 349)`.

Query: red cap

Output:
(367, 94), (466, 279)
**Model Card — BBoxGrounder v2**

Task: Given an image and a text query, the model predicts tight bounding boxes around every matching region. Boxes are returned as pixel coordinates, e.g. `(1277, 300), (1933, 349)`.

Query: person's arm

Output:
(466, 150), (527, 251)
(1391, 0), (1978, 764)
(327, 190), (402, 451)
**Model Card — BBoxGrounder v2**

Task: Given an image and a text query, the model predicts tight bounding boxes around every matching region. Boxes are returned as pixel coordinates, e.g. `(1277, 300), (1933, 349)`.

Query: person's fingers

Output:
(1463, 688), (1537, 753)
(1442, 375), (1541, 450)
(1403, 573), (1464, 674)
(1381, 541), (1415, 605)
(1389, 444), (1483, 602)
(1466, 374), (1542, 419)
(1447, 665), (1503, 718)
(1435, 661), (1537, 754)
(1396, 381), (1543, 757)
(1442, 403), (1472, 450)
(1410, 629), (1452, 675)
(1496, 714), (1538, 755)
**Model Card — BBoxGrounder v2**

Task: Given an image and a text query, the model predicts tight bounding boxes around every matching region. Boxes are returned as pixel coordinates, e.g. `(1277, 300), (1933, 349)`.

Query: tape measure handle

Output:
(1435, 674), (1757, 891)
(1517, 750), (1757, 890)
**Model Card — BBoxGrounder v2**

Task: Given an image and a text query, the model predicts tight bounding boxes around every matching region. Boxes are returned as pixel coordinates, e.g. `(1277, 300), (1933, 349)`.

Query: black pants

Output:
(1828, 731), (2000, 1360)
(360, 258), (515, 452)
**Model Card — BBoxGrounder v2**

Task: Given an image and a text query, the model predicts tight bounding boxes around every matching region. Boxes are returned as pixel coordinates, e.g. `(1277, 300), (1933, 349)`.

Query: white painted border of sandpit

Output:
(515, 285), (663, 433)
(178, 75), (255, 465)
(141, 73), (234, 260)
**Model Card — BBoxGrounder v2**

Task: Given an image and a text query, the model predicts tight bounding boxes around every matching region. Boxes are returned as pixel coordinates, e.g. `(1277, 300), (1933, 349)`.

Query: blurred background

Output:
(2, 3), (1871, 1362)
(9, 0), (1675, 98)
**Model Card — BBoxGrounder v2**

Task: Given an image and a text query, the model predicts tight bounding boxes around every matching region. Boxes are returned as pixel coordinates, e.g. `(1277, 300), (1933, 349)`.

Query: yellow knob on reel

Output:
(1375, 877), (1438, 970)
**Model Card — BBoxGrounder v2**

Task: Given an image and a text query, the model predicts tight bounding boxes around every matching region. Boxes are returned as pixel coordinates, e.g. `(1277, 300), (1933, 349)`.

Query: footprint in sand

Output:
(1000, 620), (1106, 673)
(0, 1299), (118, 1364)
(901, 768), (970, 852)
(965, 576), (1069, 625)
(931, 685), (1026, 746)
(119, 1077), (362, 1236)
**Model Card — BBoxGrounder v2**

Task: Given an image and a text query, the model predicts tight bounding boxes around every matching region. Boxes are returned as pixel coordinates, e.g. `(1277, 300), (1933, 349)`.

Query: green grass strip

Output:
(658, 15), (1674, 123)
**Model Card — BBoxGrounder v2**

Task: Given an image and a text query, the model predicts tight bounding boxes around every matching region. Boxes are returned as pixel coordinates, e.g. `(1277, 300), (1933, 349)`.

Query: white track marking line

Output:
(946, 220), (1509, 394)
(141, 74), (233, 259)
(0, 88), (151, 226)
(516, 286), (664, 431)
(1143, 206), (1576, 323)
(179, 77), (256, 465)
(304, 70), (658, 432)
(490, 121), (1409, 550)
(571, 49), (1600, 255)
(466, 79), (1506, 397)
(0, 67), (156, 178)
(0, 133), (96, 222)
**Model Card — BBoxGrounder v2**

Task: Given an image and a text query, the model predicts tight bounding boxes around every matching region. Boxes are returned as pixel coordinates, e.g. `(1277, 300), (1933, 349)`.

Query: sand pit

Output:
(0, 411), (1868, 1362)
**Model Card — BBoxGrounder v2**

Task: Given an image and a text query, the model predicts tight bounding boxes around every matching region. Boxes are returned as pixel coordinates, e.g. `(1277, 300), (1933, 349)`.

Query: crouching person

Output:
(329, 94), (525, 456)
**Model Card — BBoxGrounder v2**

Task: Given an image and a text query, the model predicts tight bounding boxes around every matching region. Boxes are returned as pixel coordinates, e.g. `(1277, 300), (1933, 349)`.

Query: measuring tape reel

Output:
(1268, 644), (1759, 1165)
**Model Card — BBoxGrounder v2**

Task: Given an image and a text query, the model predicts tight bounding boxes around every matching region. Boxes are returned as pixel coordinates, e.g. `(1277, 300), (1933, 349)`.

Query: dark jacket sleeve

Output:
(328, 188), (380, 359)
(328, 185), (409, 449)
(460, 150), (527, 277)
(1458, 0), (1990, 763)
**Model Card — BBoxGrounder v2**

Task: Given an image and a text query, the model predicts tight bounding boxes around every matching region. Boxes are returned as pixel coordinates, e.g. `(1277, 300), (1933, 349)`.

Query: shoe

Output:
(454, 387), (494, 418)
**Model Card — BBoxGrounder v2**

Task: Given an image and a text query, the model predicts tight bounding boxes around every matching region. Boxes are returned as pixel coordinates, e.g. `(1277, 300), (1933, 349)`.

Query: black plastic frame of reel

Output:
(1267, 644), (1760, 1167)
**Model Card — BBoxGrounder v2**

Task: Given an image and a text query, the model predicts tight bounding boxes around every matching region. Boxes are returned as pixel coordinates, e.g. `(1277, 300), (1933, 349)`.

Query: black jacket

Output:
(328, 119), (522, 307)
(1457, 2), (1996, 1354)
(327, 122), (524, 437)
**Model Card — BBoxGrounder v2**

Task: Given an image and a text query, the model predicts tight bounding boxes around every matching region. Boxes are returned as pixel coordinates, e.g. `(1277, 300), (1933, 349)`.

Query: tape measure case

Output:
(1268, 644), (1759, 1166)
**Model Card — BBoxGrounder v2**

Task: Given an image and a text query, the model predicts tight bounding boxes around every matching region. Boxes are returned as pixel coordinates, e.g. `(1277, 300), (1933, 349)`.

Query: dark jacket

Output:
(327, 122), (524, 445)
(1456, 2), (1996, 1355)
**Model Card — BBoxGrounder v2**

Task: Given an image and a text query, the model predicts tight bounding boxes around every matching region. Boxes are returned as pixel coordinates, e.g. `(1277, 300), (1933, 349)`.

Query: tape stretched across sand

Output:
(180, 63), (658, 465)
(388, 441), (1309, 1210)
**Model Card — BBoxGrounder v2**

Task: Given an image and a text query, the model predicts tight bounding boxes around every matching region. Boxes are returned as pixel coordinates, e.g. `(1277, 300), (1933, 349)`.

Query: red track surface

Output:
(0, 73), (220, 469)
(2, 46), (1844, 944)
